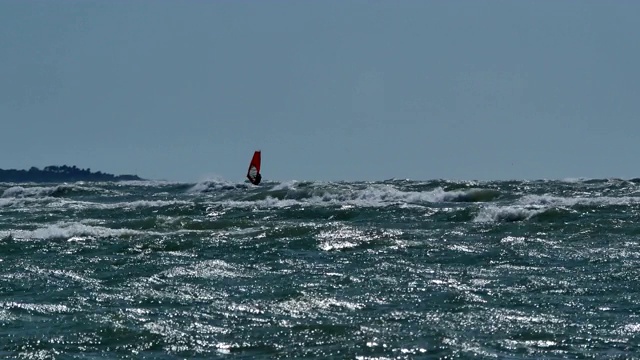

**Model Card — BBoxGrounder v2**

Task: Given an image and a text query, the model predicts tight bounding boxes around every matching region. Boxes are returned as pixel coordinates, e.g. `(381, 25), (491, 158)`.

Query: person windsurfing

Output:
(250, 173), (262, 185)
(247, 150), (262, 185)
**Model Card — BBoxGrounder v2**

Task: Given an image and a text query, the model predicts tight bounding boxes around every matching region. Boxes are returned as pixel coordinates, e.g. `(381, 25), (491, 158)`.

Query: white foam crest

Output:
(0, 184), (110, 198)
(107, 199), (193, 210)
(0, 193), (81, 209)
(188, 177), (249, 193)
(220, 197), (301, 209)
(269, 180), (299, 191)
(51, 198), (193, 211)
(0, 198), (17, 207)
(474, 192), (640, 223)
(560, 177), (597, 183)
(351, 185), (444, 205)
(4, 222), (152, 240)
(116, 180), (183, 187)
(422, 187), (499, 202)
(474, 205), (546, 223)
(348, 185), (497, 205)
(189, 180), (225, 193)
(2, 185), (52, 198)
(0, 182), (117, 198)
(217, 185), (462, 209)
(520, 194), (640, 207)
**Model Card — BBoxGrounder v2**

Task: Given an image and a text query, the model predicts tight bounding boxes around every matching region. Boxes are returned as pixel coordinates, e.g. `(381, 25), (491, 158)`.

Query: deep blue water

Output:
(1, 179), (639, 359)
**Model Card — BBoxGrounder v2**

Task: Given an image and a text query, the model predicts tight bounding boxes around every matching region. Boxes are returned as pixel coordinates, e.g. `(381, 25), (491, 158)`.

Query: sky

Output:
(1, 1), (639, 183)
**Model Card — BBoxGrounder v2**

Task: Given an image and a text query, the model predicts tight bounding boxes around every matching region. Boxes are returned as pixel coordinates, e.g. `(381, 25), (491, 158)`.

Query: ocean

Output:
(1, 178), (639, 359)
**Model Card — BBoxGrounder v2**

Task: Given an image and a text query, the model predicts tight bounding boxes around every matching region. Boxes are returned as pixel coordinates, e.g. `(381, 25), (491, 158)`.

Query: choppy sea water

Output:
(1, 178), (640, 359)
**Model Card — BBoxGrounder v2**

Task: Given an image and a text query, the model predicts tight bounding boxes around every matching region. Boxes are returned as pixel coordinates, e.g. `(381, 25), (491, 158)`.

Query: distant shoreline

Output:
(0, 165), (143, 183)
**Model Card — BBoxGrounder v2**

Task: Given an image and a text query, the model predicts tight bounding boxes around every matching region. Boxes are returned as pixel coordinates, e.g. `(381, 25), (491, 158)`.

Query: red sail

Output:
(246, 151), (261, 185)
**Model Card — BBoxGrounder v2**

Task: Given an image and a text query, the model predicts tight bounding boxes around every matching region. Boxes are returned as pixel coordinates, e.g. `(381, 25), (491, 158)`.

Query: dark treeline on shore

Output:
(0, 165), (143, 183)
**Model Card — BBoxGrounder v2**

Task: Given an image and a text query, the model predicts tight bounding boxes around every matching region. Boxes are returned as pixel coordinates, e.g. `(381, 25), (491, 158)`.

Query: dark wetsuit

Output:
(248, 173), (262, 185)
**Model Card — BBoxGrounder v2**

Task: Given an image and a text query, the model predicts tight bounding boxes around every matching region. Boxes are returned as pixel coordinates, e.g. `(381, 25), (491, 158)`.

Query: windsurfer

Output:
(247, 173), (262, 185)
(246, 150), (262, 185)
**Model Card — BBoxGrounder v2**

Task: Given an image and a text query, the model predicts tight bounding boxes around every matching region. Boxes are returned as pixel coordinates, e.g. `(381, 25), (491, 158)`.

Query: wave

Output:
(473, 192), (640, 223)
(1, 184), (117, 199)
(0, 222), (149, 241)
(474, 205), (548, 223)
(519, 194), (640, 207)
(72, 199), (194, 211)
(209, 182), (501, 209)
(188, 179), (251, 193)
(3, 180), (639, 226)
(0, 221), (212, 241)
(0, 196), (193, 213)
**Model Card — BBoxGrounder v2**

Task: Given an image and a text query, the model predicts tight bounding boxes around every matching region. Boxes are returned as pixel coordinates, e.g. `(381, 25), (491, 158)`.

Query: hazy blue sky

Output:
(2, 1), (639, 182)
